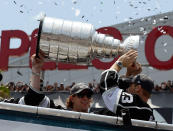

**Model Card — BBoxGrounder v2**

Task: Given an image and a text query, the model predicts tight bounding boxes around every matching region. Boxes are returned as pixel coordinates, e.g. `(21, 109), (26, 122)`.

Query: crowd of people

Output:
(154, 80), (173, 92)
(4, 80), (100, 94)
(5, 79), (173, 94)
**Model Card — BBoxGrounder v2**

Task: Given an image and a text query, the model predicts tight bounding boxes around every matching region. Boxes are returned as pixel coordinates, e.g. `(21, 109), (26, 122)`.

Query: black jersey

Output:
(16, 87), (64, 109)
(99, 69), (154, 121)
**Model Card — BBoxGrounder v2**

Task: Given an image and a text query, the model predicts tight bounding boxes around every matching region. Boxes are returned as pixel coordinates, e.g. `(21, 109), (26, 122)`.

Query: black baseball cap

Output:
(70, 83), (93, 95)
(132, 74), (154, 94)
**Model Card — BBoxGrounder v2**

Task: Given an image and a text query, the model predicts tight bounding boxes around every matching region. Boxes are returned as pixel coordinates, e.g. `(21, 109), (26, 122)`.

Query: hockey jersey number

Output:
(121, 92), (133, 103)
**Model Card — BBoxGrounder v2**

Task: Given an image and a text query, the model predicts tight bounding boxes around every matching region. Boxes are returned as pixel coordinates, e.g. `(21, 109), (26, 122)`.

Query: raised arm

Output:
(100, 50), (138, 91)
(30, 53), (44, 91)
(110, 50), (138, 72)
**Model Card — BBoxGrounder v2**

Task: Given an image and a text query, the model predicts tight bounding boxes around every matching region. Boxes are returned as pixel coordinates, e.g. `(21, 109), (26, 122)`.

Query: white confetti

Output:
(139, 27), (145, 32)
(164, 16), (168, 19)
(148, 67), (153, 70)
(143, 31), (148, 35)
(163, 42), (167, 47)
(34, 12), (46, 20)
(153, 19), (156, 25)
(128, 21), (131, 24)
(147, 18), (151, 21)
(158, 26), (166, 34)
(140, 40), (144, 44)
(164, 49), (167, 53)
(140, 18), (145, 21)
(159, 18), (164, 21)
(75, 9), (80, 16)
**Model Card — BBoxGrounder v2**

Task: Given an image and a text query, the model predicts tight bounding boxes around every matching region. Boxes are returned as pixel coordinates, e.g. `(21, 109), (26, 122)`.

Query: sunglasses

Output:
(76, 91), (92, 99)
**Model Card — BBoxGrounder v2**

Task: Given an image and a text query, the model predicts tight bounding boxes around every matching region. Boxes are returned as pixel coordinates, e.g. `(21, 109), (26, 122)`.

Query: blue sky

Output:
(0, 0), (173, 48)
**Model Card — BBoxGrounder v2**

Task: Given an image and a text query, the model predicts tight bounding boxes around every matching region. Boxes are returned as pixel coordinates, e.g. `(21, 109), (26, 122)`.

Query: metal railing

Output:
(0, 102), (173, 130)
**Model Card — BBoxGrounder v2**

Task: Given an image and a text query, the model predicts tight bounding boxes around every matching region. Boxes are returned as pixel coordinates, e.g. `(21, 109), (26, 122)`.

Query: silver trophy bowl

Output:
(36, 16), (140, 65)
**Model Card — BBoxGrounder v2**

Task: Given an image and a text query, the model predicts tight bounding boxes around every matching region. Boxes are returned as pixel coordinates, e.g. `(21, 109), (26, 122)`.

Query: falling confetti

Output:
(163, 43), (167, 47)
(153, 19), (156, 25)
(148, 67), (153, 70)
(73, 0), (77, 4)
(54, 2), (58, 6)
(158, 26), (166, 34)
(143, 31), (148, 35)
(147, 17), (151, 21)
(164, 49), (167, 53)
(13, 1), (17, 4)
(159, 18), (164, 21)
(139, 27), (145, 32)
(17, 71), (23, 76)
(75, 9), (80, 16)
(164, 16), (168, 20)
(140, 18), (145, 21)
(129, 4), (133, 7)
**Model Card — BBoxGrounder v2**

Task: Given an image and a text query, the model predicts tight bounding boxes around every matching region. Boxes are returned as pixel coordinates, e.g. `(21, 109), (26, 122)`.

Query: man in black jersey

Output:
(97, 50), (154, 121)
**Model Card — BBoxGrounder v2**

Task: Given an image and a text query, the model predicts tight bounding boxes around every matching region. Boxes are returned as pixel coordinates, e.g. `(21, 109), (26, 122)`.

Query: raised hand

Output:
(126, 61), (142, 77)
(31, 50), (45, 73)
(118, 50), (138, 67)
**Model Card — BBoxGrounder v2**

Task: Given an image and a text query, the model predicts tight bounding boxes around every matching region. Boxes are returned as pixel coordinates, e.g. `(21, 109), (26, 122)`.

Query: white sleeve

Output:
(102, 87), (122, 113)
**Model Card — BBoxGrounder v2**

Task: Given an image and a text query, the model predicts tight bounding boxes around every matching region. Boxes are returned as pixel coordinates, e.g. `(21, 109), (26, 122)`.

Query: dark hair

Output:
(118, 76), (133, 90)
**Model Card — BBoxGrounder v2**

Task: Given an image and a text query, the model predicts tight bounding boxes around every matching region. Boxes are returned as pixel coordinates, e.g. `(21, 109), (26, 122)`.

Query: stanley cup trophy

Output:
(36, 16), (140, 65)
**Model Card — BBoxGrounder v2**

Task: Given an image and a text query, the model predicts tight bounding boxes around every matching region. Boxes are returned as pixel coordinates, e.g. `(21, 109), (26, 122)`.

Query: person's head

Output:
(66, 83), (93, 113)
(54, 82), (58, 87)
(60, 83), (64, 87)
(167, 80), (171, 87)
(127, 74), (154, 102)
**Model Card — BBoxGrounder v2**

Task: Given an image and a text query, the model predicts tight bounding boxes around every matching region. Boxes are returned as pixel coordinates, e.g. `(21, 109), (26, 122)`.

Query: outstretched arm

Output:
(30, 52), (44, 91)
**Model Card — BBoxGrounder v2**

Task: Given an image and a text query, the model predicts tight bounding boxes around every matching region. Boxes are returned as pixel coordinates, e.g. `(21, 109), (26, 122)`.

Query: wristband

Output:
(116, 61), (123, 68)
